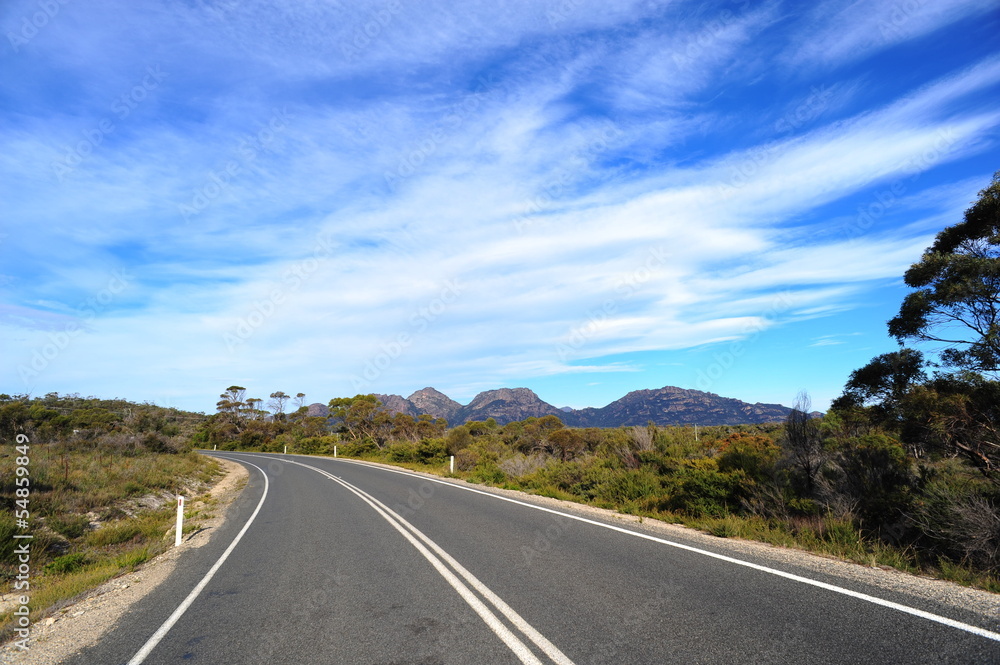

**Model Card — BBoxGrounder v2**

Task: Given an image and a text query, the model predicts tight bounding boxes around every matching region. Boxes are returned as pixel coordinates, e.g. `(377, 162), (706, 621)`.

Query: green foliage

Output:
(717, 433), (779, 482)
(888, 171), (1000, 374)
(337, 439), (379, 457)
(329, 394), (392, 446)
(596, 469), (661, 506)
(661, 460), (748, 517)
(44, 552), (89, 575)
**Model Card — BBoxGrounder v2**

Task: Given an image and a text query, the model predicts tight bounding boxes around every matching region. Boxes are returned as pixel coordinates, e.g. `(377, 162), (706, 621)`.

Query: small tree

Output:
(328, 395), (392, 446)
(268, 391), (289, 420)
(781, 391), (824, 496)
(547, 428), (584, 461)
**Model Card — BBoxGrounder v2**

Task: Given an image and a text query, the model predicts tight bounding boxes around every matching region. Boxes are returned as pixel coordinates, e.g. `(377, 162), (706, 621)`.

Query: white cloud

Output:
(786, 0), (998, 68)
(2, 0), (999, 411)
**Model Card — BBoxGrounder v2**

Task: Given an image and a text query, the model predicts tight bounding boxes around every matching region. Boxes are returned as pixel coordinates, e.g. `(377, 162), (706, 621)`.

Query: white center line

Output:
(262, 454), (576, 665)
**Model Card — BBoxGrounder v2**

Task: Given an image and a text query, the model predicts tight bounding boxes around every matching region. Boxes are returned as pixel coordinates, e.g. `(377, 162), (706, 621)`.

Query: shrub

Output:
(597, 469), (662, 505)
(912, 477), (1000, 574)
(454, 448), (479, 471)
(44, 552), (88, 575)
(661, 460), (747, 517)
(386, 442), (418, 463)
(835, 433), (915, 530)
(718, 433), (780, 482)
(468, 463), (506, 485)
(416, 438), (448, 464)
(499, 453), (549, 478)
(338, 440), (378, 457)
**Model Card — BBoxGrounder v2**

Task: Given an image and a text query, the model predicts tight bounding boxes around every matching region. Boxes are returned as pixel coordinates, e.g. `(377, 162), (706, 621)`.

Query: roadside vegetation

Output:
(0, 393), (220, 643)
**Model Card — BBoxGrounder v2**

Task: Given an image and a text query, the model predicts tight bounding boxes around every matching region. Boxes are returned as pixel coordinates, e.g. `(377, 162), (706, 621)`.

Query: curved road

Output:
(66, 452), (1000, 664)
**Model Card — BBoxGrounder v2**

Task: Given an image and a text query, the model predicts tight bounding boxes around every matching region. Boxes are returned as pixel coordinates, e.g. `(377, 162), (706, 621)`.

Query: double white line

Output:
(271, 455), (576, 665)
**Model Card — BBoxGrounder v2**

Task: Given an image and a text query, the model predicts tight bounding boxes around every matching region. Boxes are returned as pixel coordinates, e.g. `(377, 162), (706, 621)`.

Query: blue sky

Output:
(2, 0), (999, 415)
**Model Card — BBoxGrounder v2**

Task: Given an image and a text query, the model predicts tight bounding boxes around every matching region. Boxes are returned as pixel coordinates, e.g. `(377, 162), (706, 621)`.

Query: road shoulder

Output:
(0, 457), (248, 665)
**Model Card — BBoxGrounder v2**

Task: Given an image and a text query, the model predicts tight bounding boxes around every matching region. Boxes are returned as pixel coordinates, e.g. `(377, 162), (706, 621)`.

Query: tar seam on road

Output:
(311, 454), (1000, 644)
(126, 459), (270, 665)
(256, 453), (577, 665)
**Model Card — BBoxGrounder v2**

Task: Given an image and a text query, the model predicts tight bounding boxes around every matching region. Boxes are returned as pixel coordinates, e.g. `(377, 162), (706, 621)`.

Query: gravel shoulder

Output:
(0, 457), (248, 665)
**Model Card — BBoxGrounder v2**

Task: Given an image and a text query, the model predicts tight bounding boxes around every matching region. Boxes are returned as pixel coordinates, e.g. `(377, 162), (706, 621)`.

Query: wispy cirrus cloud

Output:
(1, 0), (998, 410)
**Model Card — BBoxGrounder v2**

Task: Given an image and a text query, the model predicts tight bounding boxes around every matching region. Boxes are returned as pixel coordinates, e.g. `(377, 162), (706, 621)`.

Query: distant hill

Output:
(565, 386), (797, 427)
(372, 385), (808, 427)
(407, 387), (462, 422)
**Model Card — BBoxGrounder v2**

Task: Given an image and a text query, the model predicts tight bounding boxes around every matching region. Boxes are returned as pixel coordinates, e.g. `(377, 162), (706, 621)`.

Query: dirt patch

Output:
(0, 457), (248, 665)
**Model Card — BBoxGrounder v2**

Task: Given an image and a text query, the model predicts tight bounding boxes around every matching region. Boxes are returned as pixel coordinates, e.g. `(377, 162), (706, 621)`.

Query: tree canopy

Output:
(888, 171), (1000, 375)
(835, 171), (1000, 478)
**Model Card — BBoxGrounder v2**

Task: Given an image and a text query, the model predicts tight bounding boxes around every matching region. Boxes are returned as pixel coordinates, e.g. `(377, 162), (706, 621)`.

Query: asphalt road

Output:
(65, 452), (1000, 664)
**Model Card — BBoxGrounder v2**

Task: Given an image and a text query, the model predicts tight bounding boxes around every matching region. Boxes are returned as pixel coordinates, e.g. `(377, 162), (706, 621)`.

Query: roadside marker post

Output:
(175, 496), (185, 547)
(334, 446), (338, 458)
(450, 455), (455, 474)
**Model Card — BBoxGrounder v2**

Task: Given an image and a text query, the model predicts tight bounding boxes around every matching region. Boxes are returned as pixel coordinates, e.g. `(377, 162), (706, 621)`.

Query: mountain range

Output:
(325, 385), (808, 427)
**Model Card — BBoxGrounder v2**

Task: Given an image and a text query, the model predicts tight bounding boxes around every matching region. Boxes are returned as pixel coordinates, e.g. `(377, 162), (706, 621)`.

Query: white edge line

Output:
(127, 458), (270, 665)
(306, 455), (1000, 643)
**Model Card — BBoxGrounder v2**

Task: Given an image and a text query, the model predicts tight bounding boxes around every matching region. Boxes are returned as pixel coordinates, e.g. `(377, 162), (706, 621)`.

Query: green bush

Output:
(597, 469), (662, 505)
(386, 442), (418, 463)
(717, 433), (779, 482)
(44, 552), (88, 575)
(339, 440), (378, 457)
(661, 460), (747, 517)
(416, 438), (448, 464)
(468, 463), (506, 485)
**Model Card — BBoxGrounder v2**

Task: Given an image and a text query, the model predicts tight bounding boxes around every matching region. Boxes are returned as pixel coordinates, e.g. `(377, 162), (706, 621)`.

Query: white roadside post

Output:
(284, 445), (287, 454)
(174, 496), (185, 547)
(213, 444), (217, 450)
(450, 455), (455, 474)
(334, 445), (337, 458)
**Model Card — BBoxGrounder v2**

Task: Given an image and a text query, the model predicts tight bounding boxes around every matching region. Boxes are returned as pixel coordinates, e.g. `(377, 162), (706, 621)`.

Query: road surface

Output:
(65, 452), (1000, 664)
